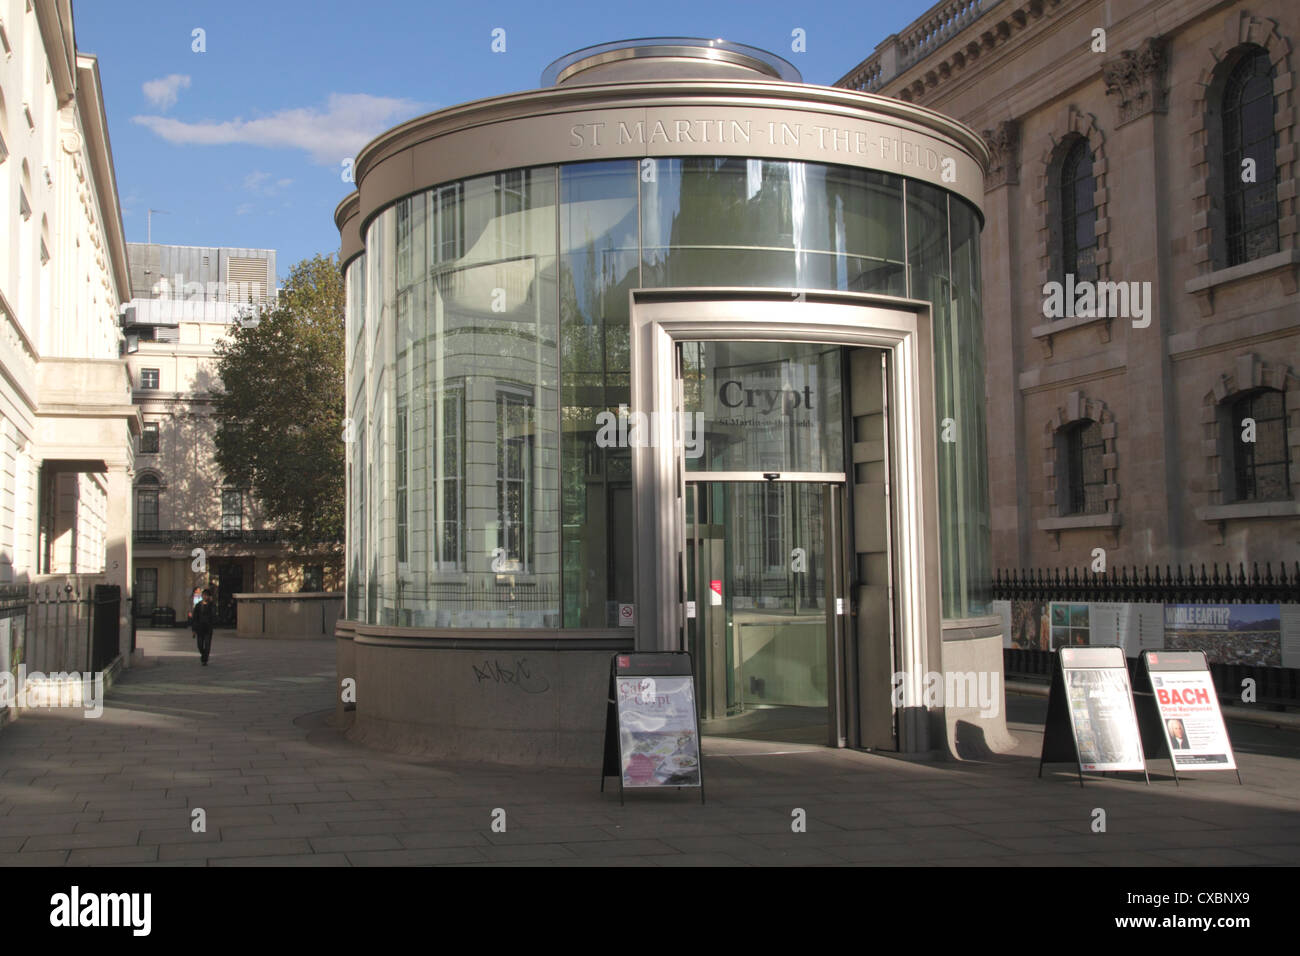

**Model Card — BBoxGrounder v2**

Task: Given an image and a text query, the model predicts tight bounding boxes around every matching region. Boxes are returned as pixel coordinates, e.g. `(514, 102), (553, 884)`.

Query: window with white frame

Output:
(496, 385), (534, 571)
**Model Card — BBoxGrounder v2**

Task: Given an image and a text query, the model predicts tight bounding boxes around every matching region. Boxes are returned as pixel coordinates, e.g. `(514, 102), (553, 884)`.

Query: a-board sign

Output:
(1134, 649), (1240, 783)
(1039, 645), (1149, 785)
(600, 652), (704, 804)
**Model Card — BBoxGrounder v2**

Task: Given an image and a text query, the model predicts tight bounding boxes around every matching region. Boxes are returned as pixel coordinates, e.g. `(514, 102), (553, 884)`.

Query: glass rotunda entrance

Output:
(333, 38), (1006, 766)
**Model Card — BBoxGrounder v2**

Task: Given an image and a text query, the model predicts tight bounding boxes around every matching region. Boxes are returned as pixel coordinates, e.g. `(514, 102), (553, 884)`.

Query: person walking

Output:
(193, 588), (217, 665)
(188, 586), (202, 644)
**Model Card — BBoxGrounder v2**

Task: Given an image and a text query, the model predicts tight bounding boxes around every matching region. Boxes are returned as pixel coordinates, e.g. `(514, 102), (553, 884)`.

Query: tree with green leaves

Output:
(211, 253), (345, 544)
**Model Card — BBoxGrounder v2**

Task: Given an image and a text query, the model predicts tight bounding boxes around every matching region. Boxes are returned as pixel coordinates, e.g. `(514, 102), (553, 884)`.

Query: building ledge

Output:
(1195, 500), (1300, 522)
(1029, 311), (1114, 357)
(234, 591), (343, 600)
(941, 616), (1004, 641)
(1030, 311), (1111, 339)
(1037, 513), (1122, 531)
(1185, 249), (1300, 317)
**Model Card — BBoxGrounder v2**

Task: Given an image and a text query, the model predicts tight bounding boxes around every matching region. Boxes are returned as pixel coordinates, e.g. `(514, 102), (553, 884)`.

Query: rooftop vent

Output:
(542, 38), (802, 87)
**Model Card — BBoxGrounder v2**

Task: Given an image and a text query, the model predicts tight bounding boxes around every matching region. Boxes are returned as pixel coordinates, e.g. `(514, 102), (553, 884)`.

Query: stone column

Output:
(1103, 37), (1178, 560)
(980, 119), (1027, 567)
(104, 463), (134, 663)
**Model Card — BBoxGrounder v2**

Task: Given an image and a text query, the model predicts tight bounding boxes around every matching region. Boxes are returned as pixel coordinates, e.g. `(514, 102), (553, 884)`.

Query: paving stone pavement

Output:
(0, 629), (1297, 867)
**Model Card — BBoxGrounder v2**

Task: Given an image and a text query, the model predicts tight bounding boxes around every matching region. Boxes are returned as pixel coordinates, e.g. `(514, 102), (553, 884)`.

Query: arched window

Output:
(1059, 419), (1105, 515)
(135, 475), (160, 533)
(1220, 47), (1278, 266)
(1228, 388), (1290, 501)
(1060, 137), (1098, 283)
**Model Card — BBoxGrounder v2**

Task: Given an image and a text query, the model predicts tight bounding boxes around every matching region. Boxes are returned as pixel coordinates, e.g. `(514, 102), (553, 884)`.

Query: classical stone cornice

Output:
(982, 119), (1020, 188)
(75, 54), (131, 305)
(1102, 36), (1169, 127)
(838, 0), (1066, 105)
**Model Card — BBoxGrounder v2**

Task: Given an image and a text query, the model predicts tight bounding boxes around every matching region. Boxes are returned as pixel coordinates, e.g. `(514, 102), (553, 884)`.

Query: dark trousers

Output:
(195, 627), (213, 662)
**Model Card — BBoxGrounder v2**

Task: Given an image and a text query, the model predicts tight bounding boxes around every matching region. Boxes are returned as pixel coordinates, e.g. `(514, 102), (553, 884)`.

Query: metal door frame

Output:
(629, 288), (943, 755)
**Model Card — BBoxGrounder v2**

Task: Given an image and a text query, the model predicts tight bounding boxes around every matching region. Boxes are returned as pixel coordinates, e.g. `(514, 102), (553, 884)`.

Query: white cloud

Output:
(142, 74), (192, 110)
(242, 171), (293, 195)
(132, 93), (426, 165)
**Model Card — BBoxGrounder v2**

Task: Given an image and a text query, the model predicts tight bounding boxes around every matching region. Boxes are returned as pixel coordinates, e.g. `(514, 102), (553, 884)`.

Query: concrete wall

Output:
(340, 626), (630, 767)
(236, 592), (342, 639)
(940, 623), (1016, 759)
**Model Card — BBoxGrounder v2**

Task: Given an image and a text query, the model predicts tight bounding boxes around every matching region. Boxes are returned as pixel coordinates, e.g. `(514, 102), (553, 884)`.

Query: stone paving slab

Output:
(0, 628), (1295, 866)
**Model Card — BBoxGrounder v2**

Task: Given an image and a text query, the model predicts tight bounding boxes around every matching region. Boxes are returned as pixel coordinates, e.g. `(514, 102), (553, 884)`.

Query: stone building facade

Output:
(0, 0), (134, 651)
(839, 0), (1300, 573)
(124, 243), (344, 623)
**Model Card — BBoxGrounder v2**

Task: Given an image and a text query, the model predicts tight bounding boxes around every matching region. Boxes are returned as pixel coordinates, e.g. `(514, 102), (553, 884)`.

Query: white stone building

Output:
(0, 0), (134, 655)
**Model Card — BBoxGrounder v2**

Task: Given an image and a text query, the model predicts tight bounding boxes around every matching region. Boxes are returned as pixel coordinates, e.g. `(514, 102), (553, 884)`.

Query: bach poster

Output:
(1148, 665), (1236, 770)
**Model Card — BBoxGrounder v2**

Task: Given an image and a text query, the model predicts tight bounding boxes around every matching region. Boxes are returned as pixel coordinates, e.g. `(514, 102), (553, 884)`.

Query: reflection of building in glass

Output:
(345, 162), (992, 628)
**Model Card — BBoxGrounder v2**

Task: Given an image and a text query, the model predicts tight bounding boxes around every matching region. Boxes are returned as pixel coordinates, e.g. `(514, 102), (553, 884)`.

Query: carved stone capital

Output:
(1103, 36), (1169, 127)
(981, 119), (1020, 189)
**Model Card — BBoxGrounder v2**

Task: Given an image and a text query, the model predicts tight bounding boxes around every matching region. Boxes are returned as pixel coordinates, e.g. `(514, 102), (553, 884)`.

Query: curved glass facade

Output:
(344, 158), (991, 627)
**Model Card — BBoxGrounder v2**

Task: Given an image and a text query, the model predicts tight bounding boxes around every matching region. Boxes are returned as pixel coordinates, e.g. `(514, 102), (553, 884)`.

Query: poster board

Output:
(1039, 645), (1148, 785)
(1135, 650), (1240, 783)
(1163, 603), (1281, 666)
(600, 652), (704, 804)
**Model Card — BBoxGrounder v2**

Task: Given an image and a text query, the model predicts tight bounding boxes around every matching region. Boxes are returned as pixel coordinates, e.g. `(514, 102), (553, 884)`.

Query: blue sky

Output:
(73, 0), (938, 276)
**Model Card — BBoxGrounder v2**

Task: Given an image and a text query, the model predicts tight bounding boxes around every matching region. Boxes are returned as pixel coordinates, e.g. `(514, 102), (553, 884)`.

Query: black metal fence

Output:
(997, 562), (1299, 708)
(91, 585), (120, 672)
(0, 581), (124, 676)
(994, 561), (1300, 605)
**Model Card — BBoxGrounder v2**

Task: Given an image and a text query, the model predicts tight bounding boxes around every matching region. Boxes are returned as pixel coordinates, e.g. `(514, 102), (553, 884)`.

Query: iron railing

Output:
(133, 529), (286, 545)
(0, 581), (125, 678)
(997, 562), (1300, 706)
(993, 562), (1300, 606)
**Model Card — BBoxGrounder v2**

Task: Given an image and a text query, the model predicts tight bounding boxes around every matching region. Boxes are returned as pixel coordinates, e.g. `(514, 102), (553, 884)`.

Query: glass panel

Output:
(915, 186), (992, 618)
(559, 162), (638, 626)
(681, 340), (845, 474)
(377, 168), (560, 627)
(346, 158), (992, 628)
(642, 159), (905, 294)
(345, 256), (366, 621)
(689, 481), (830, 743)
